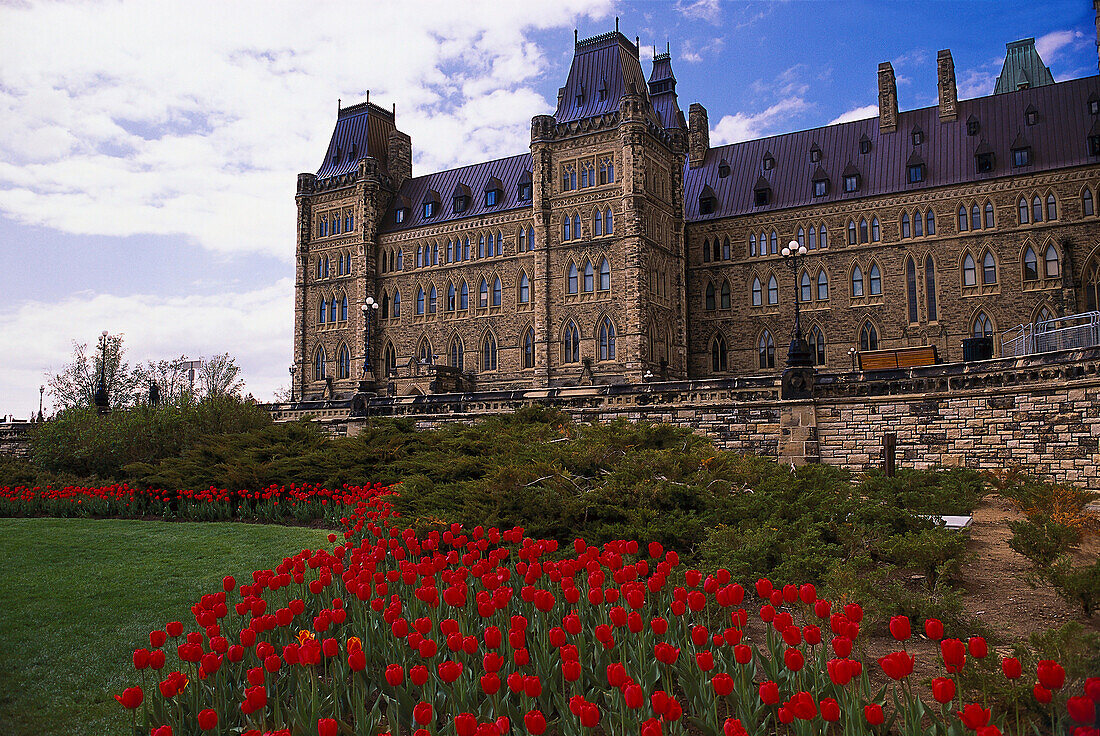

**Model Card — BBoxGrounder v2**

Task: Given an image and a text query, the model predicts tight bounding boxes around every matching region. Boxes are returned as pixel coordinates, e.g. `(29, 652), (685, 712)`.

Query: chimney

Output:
(1095, 1), (1100, 71)
(878, 62), (898, 133)
(688, 103), (709, 169)
(937, 49), (958, 122)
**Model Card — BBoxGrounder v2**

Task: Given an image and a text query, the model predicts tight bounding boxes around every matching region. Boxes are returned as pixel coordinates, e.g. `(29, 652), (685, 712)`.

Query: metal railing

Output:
(1001, 311), (1100, 357)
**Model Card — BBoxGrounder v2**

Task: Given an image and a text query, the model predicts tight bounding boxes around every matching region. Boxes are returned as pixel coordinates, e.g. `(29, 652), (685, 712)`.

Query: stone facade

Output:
(291, 27), (1100, 403)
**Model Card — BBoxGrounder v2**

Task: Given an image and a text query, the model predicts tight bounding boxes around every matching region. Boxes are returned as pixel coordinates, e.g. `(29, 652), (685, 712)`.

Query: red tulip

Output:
(1068, 695), (1096, 724)
(1033, 684), (1052, 704)
(133, 648), (151, 670)
(832, 636), (853, 658)
(723, 718), (748, 736)
(924, 618), (944, 640)
(783, 647), (804, 672)
(820, 698), (840, 722)
(864, 703), (884, 725)
(113, 686), (143, 710)
(1001, 657), (1022, 680)
(941, 638), (966, 673)
(814, 600), (831, 619)
(348, 649), (365, 671)
(968, 636), (988, 659)
(166, 621), (183, 637)
(562, 660), (581, 681)
(932, 677), (956, 704)
(317, 718), (338, 736)
(648, 542), (663, 559)
(222, 575), (235, 592)
(798, 583), (816, 604)
(957, 703), (990, 730)
(410, 664), (429, 686)
(480, 673), (501, 695)
(523, 675), (542, 698)
(712, 672), (734, 696)
(696, 651), (714, 671)
(889, 616), (911, 641)
(1037, 660), (1065, 690)
(385, 664), (404, 686)
(624, 683), (645, 708)
(454, 713), (477, 736)
(414, 702), (433, 725)
(878, 650), (915, 680)
(152, 726), (173, 736)
(650, 617), (668, 635)
(734, 644), (752, 664)
(197, 709), (218, 731)
(524, 709), (547, 735)
(827, 658), (853, 686)
(759, 681), (780, 705)
(1084, 676), (1100, 701)
(579, 703), (600, 727)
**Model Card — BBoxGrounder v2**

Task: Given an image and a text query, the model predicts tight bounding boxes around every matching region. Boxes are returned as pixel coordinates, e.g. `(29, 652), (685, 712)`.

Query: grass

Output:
(0, 518), (331, 736)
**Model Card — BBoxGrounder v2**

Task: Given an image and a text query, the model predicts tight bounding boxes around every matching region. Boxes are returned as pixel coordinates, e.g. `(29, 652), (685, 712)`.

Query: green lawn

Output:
(0, 518), (332, 736)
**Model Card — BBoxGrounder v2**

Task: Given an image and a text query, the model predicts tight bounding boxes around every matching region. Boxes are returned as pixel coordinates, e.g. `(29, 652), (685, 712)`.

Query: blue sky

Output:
(1, 0), (1096, 415)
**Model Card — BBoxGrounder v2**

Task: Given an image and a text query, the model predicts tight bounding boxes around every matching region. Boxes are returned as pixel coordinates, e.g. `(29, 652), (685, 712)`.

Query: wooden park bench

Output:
(858, 345), (938, 371)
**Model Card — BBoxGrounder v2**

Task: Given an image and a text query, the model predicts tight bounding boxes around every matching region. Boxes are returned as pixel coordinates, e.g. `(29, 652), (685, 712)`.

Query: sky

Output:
(1, 0), (1097, 417)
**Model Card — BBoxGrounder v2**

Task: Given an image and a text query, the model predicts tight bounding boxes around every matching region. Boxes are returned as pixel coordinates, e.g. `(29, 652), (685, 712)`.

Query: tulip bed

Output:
(114, 491), (1098, 736)
(0, 483), (387, 525)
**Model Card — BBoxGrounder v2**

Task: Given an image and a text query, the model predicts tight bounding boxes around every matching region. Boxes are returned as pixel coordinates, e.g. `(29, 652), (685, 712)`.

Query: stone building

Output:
(292, 28), (1100, 399)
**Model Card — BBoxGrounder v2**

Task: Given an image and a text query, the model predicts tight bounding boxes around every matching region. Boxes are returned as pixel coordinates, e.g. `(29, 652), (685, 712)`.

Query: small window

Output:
(563, 322), (580, 363)
(567, 263), (578, 294)
(758, 331), (775, 369)
(453, 194), (469, 213)
(901, 213), (910, 238)
(1085, 188), (1096, 216)
(859, 322), (878, 351)
(797, 227), (805, 248)
(1090, 135), (1100, 157)
(702, 238), (711, 263)
(479, 278), (489, 307)
(1090, 98), (1100, 115)
(428, 285), (437, 314)
(762, 154), (775, 170)
(982, 252), (997, 285)
(926, 210), (936, 235)
(809, 325), (826, 366)
(868, 263), (881, 295)
(844, 175), (859, 192)
(605, 209), (613, 235)
(962, 254), (976, 286)
(700, 195), (716, 215)
(924, 257), (937, 321)
(800, 271), (812, 303)
(1018, 197), (1030, 224)
(523, 328), (535, 368)
(912, 128), (924, 146)
(984, 203), (995, 228)
(906, 257), (918, 324)
(973, 312), (994, 339)
(810, 145), (822, 163)
(423, 201), (437, 218)
(562, 217), (571, 241)
(392, 290), (401, 318)
(1013, 148), (1030, 167)
(492, 276), (502, 307)
(816, 270), (829, 300)
(958, 205), (969, 232)
(598, 258), (611, 291)
(583, 261), (594, 293)
(1023, 247), (1038, 281)
(460, 281), (469, 310)
(847, 220), (857, 245)
(913, 210), (923, 237)
(820, 224), (828, 248)
(1046, 194), (1057, 221)
(485, 189), (501, 207)
(718, 160), (730, 178)
(967, 117), (980, 136)
(871, 217), (880, 243)
(711, 334), (728, 372)
(518, 182), (532, 201)
(1032, 196), (1043, 223)
(859, 135), (871, 155)
(769, 231), (777, 254)
(598, 318), (616, 361)
(1044, 245), (1060, 278)
(767, 275), (778, 305)
(749, 233), (757, 257)
(519, 272), (530, 304)
(482, 334), (497, 372)
(859, 218), (869, 244)
(751, 278), (762, 306)
(972, 204), (981, 230)
(813, 179), (827, 197)
(908, 164), (924, 183)
(851, 265), (864, 297)
(446, 282), (456, 312)
(976, 152), (994, 173)
(705, 282), (716, 311)
(1025, 107), (1038, 126)
(722, 237), (731, 260)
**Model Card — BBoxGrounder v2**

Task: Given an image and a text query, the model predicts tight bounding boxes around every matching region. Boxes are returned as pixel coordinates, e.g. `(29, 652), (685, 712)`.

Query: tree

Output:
(196, 353), (246, 399)
(138, 356), (192, 405)
(47, 334), (145, 411)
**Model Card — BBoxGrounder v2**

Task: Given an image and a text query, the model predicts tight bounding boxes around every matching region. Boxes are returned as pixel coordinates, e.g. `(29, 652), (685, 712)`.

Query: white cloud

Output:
(675, 0), (722, 25)
(828, 105), (878, 125)
(0, 280), (294, 416)
(0, 0), (614, 260)
(956, 67), (1000, 100)
(710, 96), (810, 145)
(1035, 29), (1087, 64)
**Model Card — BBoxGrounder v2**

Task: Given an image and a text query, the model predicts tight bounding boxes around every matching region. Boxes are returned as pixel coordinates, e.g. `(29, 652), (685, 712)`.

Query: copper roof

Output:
(684, 74), (1100, 222)
(316, 102), (396, 179)
(648, 51), (685, 130)
(554, 31), (655, 124)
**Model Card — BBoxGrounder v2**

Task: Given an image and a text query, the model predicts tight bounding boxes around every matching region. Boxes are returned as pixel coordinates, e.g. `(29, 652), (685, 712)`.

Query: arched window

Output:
(926, 210), (935, 235)
(314, 346), (327, 380)
(973, 312), (993, 338)
(758, 330), (775, 369)
(749, 233), (757, 257)
(479, 278), (489, 308)
(329, 296), (338, 323)
(478, 234), (486, 259)
(851, 265), (864, 297)
(340, 294), (348, 321)
(337, 344), (351, 379)
(906, 257), (918, 323)
(971, 203), (981, 230)
(1032, 196), (1043, 223)
(594, 209), (603, 237)
(522, 327), (536, 368)
(820, 223), (828, 248)
(318, 297), (327, 324)
(859, 218), (869, 244)
(751, 277), (762, 306)
(573, 214), (581, 240)
(418, 338), (433, 365)
(517, 228), (526, 251)
(528, 226), (535, 250)
(711, 333), (728, 372)
(392, 289), (401, 318)
(563, 322), (580, 363)
(901, 212), (910, 238)
(1035, 306), (1055, 324)
(962, 254), (977, 286)
(859, 322), (879, 351)
(1088, 259), (1100, 311)
(722, 237), (731, 260)
(767, 275), (779, 304)
(446, 282), (456, 312)
(449, 337), (464, 371)
(495, 231), (503, 256)
(463, 237), (470, 260)
(913, 210), (923, 237)
(1018, 197), (1029, 224)
(567, 262), (578, 294)
(583, 260), (594, 293)
(383, 343), (396, 377)
(396, 250), (403, 270)
(416, 244), (423, 268)
(816, 270), (829, 300)
(605, 209), (613, 235)
(797, 227), (806, 248)
(317, 258), (324, 279)
(808, 325), (826, 366)
(598, 317), (616, 361)
(519, 272), (530, 304)
(770, 230), (777, 254)
(482, 333), (497, 372)
(460, 281), (469, 310)
(492, 276), (502, 306)
(703, 238), (711, 263)
(1023, 247), (1039, 281)
(1046, 194), (1057, 221)
(705, 282), (716, 311)
(713, 237), (722, 261)
(869, 263), (881, 295)
(1084, 188), (1095, 216)
(982, 251), (997, 285)
(381, 290), (390, 319)
(431, 242), (438, 265)
(848, 220), (857, 245)
(871, 217), (880, 242)
(428, 285), (437, 314)
(446, 240), (454, 263)
(800, 271), (812, 302)
(958, 205), (968, 232)
(924, 257), (937, 322)
(598, 258), (611, 291)
(720, 280), (731, 309)
(984, 202), (995, 228)
(808, 225), (817, 250)
(1043, 245), (1060, 278)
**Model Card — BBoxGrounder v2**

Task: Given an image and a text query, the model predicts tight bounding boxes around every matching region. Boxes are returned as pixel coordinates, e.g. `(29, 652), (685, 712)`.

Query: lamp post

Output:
(288, 365), (297, 403)
(780, 241), (812, 367)
(93, 330), (110, 413)
(38, 385), (44, 422)
(848, 347), (858, 371)
(360, 297), (379, 392)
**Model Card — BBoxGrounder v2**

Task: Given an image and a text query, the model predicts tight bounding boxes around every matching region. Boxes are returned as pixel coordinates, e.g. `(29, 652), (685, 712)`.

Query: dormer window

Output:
(809, 143), (822, 163)
(484, 177), (503, 207)
(395, 207), (408, 224)
(348, 143), (358, 161)
(1025, 104), (1038, 126)
(452, 183), (471, 214)
(422, 190), (440, 219)
(597, 78), (608, 101)
(859, 135), (871, 155)
(911, 126), (924, 146)
(575, 85), (585, 104)
(1089, 121), (1100, 156)
(906, 152), (925, 183)
(762, 152), (775, 171)
(967, 115), (980, 136)
(518, 181), (532, 201)
(812, 166), (828, 197)
(1090, 94), (1100, 115)
(332, 147), (341, 165)
(975, 139), (995, 173)
(718, 159), (730, 178)
(753, 177), (771, 207)
(842, 162), (860, 192)
(699, 185), (717, 215)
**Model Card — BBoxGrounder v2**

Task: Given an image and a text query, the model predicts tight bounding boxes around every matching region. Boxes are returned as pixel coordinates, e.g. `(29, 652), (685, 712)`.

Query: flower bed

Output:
(111, 492), (1097, 736)
(0, 483), (388, 525)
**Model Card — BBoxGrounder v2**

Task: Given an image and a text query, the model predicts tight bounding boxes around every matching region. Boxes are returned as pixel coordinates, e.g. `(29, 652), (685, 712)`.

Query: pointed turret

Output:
(648, 49), (686, 130)
(994, 38), (1055, 94)
(554, 30), (658, 126)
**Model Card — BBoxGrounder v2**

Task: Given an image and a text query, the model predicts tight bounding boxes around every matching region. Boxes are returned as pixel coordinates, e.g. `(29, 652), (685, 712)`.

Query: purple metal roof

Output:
(316, 102), (396, 179)
(379, 152), (533, 233)
(554, 31), (655, 124)
(648, 52), (684, 130)
(684, 74), (1100, 222)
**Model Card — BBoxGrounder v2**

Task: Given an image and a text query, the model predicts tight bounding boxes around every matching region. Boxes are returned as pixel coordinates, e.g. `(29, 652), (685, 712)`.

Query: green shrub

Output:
(1007, 517), (1080, 568)
(1046, 557), (1100, 617)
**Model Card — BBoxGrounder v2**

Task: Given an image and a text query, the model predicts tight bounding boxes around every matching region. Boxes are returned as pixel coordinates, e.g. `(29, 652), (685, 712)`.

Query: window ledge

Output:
(961, 285), (999, 297)
(849, 296), (884, 307)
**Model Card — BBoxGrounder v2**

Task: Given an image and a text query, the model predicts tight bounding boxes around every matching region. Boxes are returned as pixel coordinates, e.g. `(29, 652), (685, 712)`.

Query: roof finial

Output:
(667, 39), (670, 55)
(392, 102), (396, 118)
(574, 29), (578, 45)
(636, 36), (640, 53)
(615, 16), (619, 32)
(338, 98), (341, 114)
(366, 90), (370, 107)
